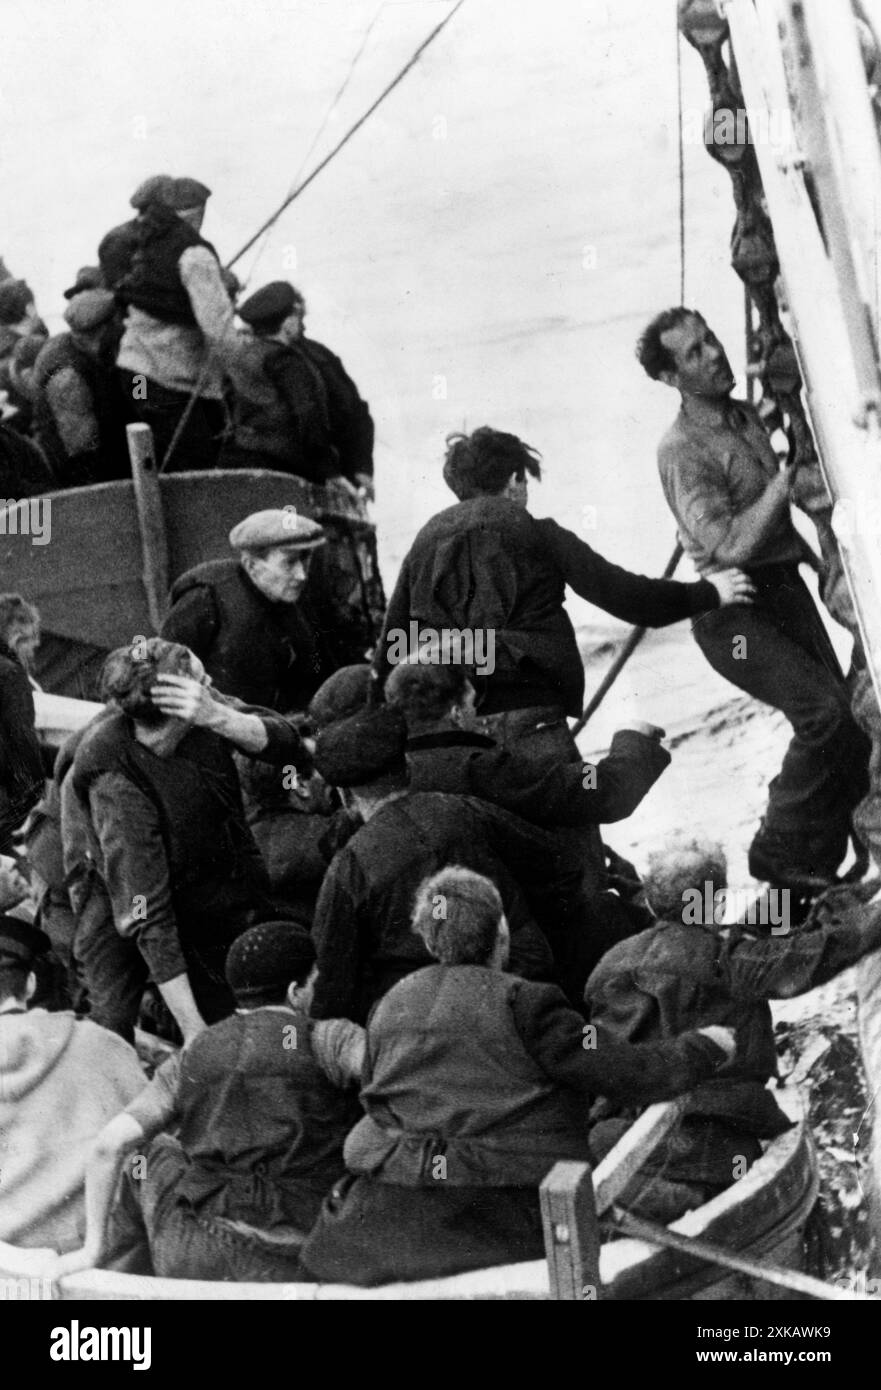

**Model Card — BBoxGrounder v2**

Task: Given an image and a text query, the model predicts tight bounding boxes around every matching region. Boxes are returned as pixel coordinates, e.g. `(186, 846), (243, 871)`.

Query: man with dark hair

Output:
(308, 705), (556, 1023)
(585, 836), (881, 1222)
(0, 916), (144, 1253)
(375, 425), (753, 758)
(54, 921), (364, 1283)
(161, 507), (336, 712)
(299, 865), (735, 1286)
(70, 637), (310, 1042)
(637, 306), (870, 891)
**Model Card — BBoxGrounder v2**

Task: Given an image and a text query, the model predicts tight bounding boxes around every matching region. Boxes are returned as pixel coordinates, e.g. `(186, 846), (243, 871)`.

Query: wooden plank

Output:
(539, 1161), (602, 1301)
(592, 1099), (685, 1216)
(127, 424), (169, 633)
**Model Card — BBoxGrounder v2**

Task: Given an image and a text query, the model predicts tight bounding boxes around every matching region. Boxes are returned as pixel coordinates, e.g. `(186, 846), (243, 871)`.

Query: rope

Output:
(676, 19), (686, 302)
(242, 0), (386, 289)
(158, 0), (467, 474)
(226, 0), (468, 270)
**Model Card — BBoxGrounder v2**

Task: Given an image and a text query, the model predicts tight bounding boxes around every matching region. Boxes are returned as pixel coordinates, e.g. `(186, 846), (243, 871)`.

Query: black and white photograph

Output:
(1, 0), (880, 1344)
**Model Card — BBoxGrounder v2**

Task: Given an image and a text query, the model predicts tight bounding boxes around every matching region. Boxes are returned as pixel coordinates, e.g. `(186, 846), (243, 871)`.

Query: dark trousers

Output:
(692, 565), (870, 875)
(117, 369), (225, 472)
(109, 1134), (306, 1283)
(71, 867), (147, 1044)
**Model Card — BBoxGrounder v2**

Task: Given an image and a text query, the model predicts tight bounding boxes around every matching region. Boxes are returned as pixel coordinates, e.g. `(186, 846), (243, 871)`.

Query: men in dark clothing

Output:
(385, 656), (667, 997)
(0, 594), (45, 852)
(637, 308), (870, 890)
(300, 866), (734, 1286)
(215, 281), (346, 483)
(70, 638), (311, 1042)
(585, 836), (881, 1222)
(31, 290), (129, 486)
(54, 922), (364, 1283)
(309, 706), (555, 1024)
(161, 508), (335, 712)
(97, 175), (175, 291)
(375, 427), (753, 756)
(116, 177), (232, 471)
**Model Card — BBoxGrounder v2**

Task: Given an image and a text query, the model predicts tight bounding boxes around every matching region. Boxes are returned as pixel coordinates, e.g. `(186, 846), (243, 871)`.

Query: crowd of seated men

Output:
(0, 407), (879, 1286)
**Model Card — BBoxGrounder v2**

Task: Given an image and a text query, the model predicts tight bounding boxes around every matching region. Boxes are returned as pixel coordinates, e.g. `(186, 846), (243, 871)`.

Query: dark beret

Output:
(167, 177), (212, 210)
(225, 920), (315, 1003)
(314, 705), (407, 788)
(0, 279), (33, 325)
(63, 266), (105, 300)
(0, 916), (51, 965)
(238, 281), (301, 328)
(308, 665), (372, 731)
(130, 174), (175, 211)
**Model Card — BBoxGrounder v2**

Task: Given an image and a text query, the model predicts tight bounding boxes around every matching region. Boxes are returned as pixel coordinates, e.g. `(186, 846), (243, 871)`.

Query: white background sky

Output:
(2, 0), (742, 614)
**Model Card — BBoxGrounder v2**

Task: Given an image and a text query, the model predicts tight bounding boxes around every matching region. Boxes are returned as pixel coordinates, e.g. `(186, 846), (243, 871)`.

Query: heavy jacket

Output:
(0, 1011), (143, 1250)
(377, 497), (719, 717)
(170, 1009), (361, 1230)
(31, 333), (129, 485)
(71, 705), (300, 984)
(161, 558), (335, 712)
(296, 338), (373, 483)
(121, 203), (219, 327)
(0, 641), (44, 848)
(345, 965), (729, 1186)
(584, 901), (881, 1181)
(223, 336), (340, 482)
(310, 792), (556, 1024)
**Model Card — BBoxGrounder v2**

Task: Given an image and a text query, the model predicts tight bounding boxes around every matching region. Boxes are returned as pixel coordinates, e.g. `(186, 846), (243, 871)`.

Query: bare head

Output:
(0, 593), (40, 670)
(411, 866), (510, 969)
(643, 834), (728, 920)
(386, 659), (477, 733)
(443, 427), (542, 504)
(636, 308), (735, 400)
(100, 637), (200, 727)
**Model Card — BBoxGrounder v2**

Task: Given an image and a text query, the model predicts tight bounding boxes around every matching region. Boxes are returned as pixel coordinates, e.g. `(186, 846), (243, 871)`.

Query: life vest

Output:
(345, 965), (592, 1186)
(121, 204), (219, 327)
(173, 1008), (359, 1229)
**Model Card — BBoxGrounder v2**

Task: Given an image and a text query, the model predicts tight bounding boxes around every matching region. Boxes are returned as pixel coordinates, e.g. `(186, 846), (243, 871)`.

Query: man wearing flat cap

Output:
(0, 275), (48, 431)
(161, 506), (337, 713)
(31, 289), (130, 486)
(214, 279), (374, 488)
(97, 175), (175, 291)
(0, 915), (144, 1254)
(55, 920), (364, 1282)
(114, 174), (237, 471)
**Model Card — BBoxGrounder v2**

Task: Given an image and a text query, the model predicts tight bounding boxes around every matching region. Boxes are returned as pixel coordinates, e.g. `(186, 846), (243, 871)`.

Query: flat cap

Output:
(314, 705), (408, 787)
(229, 508), (326, 553)
(238, 281), (302, 328)
(308, 665), (372, 731)
(63, 266), (105, 300)
(0, 279), (33, 325)
(225, 920), (315, 1003)
(64, 289), (118, 333)
(167, 176), (212, 210)
(130, 174), (175, 211)
(0, 915), (51, 965)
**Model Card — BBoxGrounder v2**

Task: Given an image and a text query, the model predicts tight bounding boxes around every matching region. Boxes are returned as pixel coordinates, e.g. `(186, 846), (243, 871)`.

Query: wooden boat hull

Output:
(0, 1091), (818, 1301)
(0, 470), (383, 697)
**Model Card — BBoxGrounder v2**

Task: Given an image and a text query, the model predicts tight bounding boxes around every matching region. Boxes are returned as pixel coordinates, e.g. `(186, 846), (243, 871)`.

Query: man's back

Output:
(0, 1011), (143, 1250)
(310, 791), (554, 1022)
